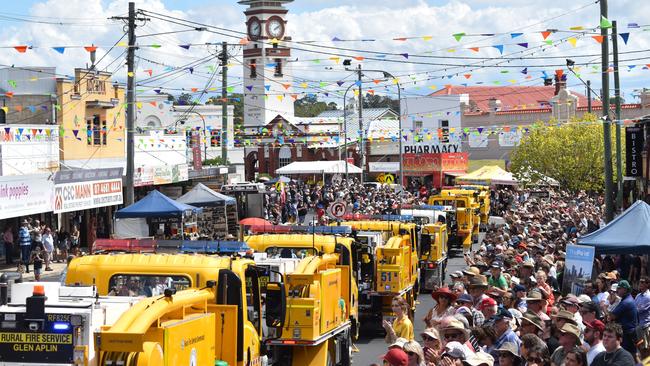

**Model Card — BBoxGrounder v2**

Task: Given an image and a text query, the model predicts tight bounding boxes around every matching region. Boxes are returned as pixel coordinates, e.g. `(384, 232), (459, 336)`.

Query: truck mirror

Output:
(265, 282), (286, 329)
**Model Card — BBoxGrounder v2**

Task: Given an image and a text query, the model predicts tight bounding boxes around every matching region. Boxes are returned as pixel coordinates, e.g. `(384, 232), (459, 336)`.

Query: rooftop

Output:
(431, 85), (599, 112)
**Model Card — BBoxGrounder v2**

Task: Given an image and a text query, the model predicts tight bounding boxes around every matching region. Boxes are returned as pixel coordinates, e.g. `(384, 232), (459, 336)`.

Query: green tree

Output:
(174, 93), (194, 105)
(294, 95), (337, 117)
(510, 113), (623, 192)
(363, 93), (399, 111)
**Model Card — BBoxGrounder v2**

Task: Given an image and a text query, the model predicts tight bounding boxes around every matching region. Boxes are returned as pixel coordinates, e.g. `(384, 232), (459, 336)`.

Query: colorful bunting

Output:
(591, 35), (604, 44)
(14, 45), (28, 53)
(493, 45), (504, 54)
(453, 33), (465, 42)
(600, 16), (612, 29)
(52, 47), (65, 54)
(568, 37), (577, 47)
(620, 33), (630, 45)
(541, 31), (552, 40)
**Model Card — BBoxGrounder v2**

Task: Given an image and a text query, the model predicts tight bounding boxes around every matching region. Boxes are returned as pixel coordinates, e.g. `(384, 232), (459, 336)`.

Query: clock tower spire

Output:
(239, 0), (295, 132)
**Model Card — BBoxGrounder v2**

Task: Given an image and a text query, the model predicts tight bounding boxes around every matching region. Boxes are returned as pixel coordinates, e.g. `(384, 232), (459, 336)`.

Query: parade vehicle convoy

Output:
(439, 189), (481, 241)
(62, 247), (353, 366)
(428, 193), (479, 254)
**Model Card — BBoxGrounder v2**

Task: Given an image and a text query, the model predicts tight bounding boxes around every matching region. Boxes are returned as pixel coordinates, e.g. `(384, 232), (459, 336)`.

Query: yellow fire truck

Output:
(244, 227), (360, 340)
(428, 193), (478, 254)
(62, 250), (353, 366)
(333, 216), (419, 324)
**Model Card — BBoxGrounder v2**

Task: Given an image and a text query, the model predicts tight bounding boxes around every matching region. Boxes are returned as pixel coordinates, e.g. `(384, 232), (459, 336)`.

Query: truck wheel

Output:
(351, 318), (360, 341)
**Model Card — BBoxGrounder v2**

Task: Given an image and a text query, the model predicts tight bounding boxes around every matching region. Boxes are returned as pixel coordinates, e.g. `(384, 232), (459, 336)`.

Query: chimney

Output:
(488, 98), (501, 112)
(554, 73), (567, 96)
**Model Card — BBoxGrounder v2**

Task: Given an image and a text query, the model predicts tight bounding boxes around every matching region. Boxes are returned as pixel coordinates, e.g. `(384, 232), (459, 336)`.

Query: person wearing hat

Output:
(523, 290), (550, 322)
(18, 219), (31, 273)
(479, 297), (498, 321)
(609, 279), (639, 355)
(489, 261), (508, 295)
(512, 285), (528, 313)
(425, 287), (457, 328)
(463, 352), (495, 366)
(420, 328), (442, 365)
(560, 295), (583, 333)
(583, 320), (606, 365)
(441, 317), (470, 347)
(519, 311), (544, 337)
(441, 341), (471, 364)
(491, 307), (520, 360)
(494, 342), (522, 366)
(550, 323), (581, 366)
(380, 347), (408, 366)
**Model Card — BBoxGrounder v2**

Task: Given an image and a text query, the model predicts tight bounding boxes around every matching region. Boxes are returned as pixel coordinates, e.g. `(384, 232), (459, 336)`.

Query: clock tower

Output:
(239, 0), (295, 131)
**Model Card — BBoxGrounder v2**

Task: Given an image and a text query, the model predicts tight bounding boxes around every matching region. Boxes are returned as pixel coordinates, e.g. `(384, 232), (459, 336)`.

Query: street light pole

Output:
(176, 109), (207, 162)
(342, 83), (356, 182)
(380, 71), (402, 187)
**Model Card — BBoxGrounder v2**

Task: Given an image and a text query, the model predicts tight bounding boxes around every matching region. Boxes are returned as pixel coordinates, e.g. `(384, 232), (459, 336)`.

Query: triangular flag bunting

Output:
(569, 26), (584, 31)
(452, 33), (465, 42)
(179, 44), (191, 50)
(510, 33), (523, 38)
(541, 31), (551, 40)
(620, 33), (630, 45)
(336, 81), (344, 87)
(14, 45), (28, 53)
(463, 74), (472, 79)
(568, 37), (577, 47)
(400, 53), (409, 59)
(144, 69), (153, 76)
(245, 85), (253, 91)
(468, 47), (480, 52)
(393, 37), (407, 41)
(521, 67), (528, 74)
(591, 35), (604, 44)
(600, 16), (612, 29)
(517, 43), (528, 48)
(52, 47), (65, 54)
(84, 46), (97, 52)
(492, 45), (504, 54)
(332, 37), (342, 41)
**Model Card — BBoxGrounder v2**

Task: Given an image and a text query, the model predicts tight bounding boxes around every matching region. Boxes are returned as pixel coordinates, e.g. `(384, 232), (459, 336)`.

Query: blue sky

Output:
(1, 0), (649, 107)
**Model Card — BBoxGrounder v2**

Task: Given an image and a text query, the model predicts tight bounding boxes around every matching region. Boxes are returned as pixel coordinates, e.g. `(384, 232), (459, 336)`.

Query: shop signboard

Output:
(625, 126), (644, 177)
(402, 152), (468, 174)
(53, 168), (123, 214)
(369, 162), (399, 173)
(0, 174), (53, 220)
(134, 166), (154, 187)
(152, 164), (190, 186)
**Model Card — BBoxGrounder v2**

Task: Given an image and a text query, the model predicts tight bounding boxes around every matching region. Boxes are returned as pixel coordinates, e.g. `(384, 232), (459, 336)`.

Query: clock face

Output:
(267, 18), (284, 38)
(248, 19), (261, 38)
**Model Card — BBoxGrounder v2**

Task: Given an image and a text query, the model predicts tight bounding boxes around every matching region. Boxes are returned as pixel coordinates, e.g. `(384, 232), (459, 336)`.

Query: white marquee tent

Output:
(275, 160), (362, 175)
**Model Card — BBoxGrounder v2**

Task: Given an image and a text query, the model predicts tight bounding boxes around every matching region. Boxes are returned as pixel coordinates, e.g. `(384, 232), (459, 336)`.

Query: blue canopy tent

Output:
(577, 200), (650, 254)
(116, 190), (202, 218)
(114, 190), (202, 239)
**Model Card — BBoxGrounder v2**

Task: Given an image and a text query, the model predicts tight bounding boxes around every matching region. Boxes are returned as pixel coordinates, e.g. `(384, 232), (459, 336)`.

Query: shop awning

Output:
(275, 160), (362, 175)
(176, 183), (236, 207)
(116, 190), (202, 218)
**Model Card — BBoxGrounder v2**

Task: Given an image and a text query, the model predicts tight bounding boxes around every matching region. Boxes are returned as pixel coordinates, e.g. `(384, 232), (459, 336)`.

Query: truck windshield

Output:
(265, 247), (317, 258)
(108, 274), (191, 297)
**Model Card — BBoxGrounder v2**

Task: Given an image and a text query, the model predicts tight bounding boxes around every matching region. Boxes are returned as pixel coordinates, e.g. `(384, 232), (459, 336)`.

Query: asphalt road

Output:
(352, 234), (481, 365)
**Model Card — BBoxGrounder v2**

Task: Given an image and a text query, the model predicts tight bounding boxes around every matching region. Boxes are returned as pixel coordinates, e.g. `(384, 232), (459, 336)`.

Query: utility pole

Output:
(110, 3), (147, 205)
(600, 0), (614, 223)
(357, 64), (364, 183)
(587, 80), (592, 113)
(220, 42), (228, 163)
(612, 20), (623, 212)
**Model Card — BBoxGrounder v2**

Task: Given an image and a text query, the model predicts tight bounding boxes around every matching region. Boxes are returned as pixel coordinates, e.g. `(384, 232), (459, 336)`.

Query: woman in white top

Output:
(424, 287), (457, 328)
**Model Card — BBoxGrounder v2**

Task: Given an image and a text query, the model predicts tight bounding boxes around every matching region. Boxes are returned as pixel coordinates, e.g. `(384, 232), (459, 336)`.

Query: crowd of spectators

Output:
(375, 188), (650, 366)
(264, 178), (427, 225)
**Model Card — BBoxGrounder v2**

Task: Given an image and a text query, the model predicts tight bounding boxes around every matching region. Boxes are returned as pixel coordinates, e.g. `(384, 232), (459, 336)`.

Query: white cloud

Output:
(0, 0), (648, 103)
